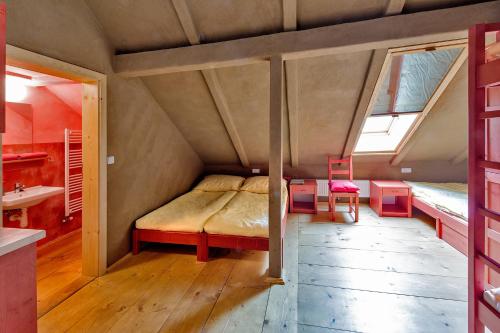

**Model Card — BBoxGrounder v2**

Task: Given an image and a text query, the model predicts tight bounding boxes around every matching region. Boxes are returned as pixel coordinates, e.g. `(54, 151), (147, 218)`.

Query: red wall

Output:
(3, 84), (82, 246)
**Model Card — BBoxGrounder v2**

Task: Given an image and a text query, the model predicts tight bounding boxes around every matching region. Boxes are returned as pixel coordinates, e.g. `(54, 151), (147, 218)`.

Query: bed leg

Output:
(197, 233), (208, 262)
(132, 228), (140, 255)
(436, 219), (443, 239)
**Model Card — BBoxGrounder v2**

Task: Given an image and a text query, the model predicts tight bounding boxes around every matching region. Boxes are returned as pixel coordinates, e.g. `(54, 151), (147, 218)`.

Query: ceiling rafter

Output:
(171, 0), (249, 167)
(342, 0), (406, 158)
(390, 47), (468, 166)
(450, 149), (468, 165)
(113, 1), (500, 77)
(282, 0), (299, 167)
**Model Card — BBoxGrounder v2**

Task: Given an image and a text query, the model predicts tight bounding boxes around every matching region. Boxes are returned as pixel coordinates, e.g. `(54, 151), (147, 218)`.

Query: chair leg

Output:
(328, 192), (332, 212)
(349, 197), (353, 213)
(354, 195), (359, 222)
(331, 195), (336, 222)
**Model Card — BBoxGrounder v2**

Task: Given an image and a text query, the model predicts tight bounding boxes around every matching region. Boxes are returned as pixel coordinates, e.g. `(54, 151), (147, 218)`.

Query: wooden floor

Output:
(36, 230), (93, 318)
(37, 203), (467, 332)
(298, 203), (467, 333)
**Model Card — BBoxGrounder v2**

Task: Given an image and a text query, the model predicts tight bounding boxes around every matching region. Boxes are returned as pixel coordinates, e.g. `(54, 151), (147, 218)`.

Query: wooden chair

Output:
(328, 156), (360, 222)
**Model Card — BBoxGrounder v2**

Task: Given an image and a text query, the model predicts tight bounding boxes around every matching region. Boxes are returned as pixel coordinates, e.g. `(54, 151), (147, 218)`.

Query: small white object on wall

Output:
(401, 167), (412, 174)
(107, 155), (115, 165)
(251, 168), (260, 174)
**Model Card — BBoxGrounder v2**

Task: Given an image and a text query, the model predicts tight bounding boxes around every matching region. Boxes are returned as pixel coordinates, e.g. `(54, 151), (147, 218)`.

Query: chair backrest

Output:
(327, 156), (353, 182)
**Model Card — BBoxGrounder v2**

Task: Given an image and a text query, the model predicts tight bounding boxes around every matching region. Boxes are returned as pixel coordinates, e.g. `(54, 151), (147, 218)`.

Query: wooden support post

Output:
(269, 55), (284, 280)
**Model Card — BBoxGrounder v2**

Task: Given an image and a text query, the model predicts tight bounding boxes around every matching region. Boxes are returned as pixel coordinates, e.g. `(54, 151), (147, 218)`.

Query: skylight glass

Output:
(372, 48), (462, 115)
(362, 116), (394, 134)
(355, 114), (418, 152)
(354, 45), (464, 154)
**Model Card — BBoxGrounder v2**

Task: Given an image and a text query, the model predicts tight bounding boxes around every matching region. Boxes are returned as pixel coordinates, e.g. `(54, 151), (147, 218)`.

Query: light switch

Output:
(107, 155), (115, 165)
(252, 168), (260, 174)
(401, 167), (412, 174)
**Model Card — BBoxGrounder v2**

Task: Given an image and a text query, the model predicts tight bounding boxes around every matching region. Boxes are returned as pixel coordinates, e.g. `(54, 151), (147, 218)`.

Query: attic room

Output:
(0, 1), (499, 332)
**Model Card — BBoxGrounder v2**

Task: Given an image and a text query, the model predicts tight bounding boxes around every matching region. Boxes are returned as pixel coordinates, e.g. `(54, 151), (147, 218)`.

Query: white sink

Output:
(3, 186), (65, 210)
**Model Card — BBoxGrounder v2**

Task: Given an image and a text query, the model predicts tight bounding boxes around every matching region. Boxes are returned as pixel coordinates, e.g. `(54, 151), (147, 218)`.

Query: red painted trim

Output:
(412, 196), (468, 256)
(207, 234), (269, 251)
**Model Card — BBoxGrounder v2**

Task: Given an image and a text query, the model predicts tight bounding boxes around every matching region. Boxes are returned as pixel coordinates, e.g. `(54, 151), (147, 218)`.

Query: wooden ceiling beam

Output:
(114, 1), (500, 77)
(341, 0), (406, 158)
(282, 0), (297, 32)
(171, 0), (249, 167)
(390, 48), (467, 166)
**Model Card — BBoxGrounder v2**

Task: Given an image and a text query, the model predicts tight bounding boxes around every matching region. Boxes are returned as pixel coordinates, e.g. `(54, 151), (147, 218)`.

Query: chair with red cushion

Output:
(328, 156), (360, 222)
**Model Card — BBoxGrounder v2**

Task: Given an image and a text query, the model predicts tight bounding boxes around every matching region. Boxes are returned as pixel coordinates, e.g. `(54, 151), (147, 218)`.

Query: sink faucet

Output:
(14, 182), (25, 193)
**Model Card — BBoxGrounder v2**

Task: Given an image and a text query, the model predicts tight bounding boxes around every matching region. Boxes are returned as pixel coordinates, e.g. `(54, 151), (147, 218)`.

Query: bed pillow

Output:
(193, 174), (245, 192)
(241, 176), (287, 194)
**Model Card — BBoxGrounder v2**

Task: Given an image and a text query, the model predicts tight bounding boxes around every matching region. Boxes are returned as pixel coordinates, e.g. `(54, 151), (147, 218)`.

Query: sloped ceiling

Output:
(86, 0), (475, 168)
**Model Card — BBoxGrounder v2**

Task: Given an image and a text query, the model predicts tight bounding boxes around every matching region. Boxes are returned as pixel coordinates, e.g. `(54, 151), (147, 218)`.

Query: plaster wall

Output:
(5, 0), (203, 265)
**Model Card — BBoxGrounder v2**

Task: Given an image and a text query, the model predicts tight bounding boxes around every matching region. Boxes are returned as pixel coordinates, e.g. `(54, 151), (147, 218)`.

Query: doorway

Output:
(2, 45), (107, 315)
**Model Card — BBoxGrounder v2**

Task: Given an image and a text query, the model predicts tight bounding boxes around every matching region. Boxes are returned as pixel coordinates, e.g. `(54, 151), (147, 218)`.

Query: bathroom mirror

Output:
(2, 102), (34, 153)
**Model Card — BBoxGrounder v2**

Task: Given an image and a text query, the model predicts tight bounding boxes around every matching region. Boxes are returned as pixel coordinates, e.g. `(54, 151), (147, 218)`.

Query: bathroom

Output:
(2, 65), (89, 317)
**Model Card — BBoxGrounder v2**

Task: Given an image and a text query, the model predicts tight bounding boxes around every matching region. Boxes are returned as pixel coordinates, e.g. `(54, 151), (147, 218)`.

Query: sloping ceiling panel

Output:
(142, 71), (239, 164)
(216, 63), (291, 165)
(404, 0), (490, 13)
(298, 51), (373, 164)
(85, 0), (188, 53)
(402, 63), (467, 161)
(298, 0), (388, 29)
(185, 0), (282, 43)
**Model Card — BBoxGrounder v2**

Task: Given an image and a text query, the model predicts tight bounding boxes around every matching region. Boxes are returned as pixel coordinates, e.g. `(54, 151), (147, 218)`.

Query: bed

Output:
(133, 175), (244, 261)
(404, 181), (468, 255)
(204, 185), (288, 252)
(132, 175), (288, 261)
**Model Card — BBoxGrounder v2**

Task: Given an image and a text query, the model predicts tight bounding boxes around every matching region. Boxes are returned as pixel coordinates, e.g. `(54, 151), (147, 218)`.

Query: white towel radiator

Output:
(64, 129), (83, 219)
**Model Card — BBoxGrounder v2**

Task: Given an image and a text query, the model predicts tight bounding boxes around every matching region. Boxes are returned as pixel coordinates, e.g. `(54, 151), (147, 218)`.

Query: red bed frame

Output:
(132, 203), (288, 262)
(412, 196), (468, 255)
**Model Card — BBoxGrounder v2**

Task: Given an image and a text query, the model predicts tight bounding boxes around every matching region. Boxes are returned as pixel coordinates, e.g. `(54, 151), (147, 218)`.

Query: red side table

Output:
(370, 180), (412, 218)
(289, 179), (317, 214)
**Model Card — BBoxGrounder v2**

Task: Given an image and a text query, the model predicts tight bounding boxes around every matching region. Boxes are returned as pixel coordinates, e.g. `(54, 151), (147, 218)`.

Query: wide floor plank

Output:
(299, 246), (466, 277)
(298, 284), (467, 333)
(299, 263), (467, 301)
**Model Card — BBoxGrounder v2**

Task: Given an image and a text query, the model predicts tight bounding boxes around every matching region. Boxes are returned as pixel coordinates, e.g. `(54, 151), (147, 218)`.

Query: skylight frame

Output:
(353, 39), (468, 156)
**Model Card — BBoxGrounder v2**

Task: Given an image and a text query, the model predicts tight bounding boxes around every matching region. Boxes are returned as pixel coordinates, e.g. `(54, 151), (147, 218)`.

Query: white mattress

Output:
(136, 190), (237, 233)
(203, 189), (288, 238)
(404, 181), (468, 221)
(484, 288), (500, 313)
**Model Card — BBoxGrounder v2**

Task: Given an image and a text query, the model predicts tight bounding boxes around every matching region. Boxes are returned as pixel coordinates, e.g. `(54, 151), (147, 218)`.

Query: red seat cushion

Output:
(329, 180), (359, 193)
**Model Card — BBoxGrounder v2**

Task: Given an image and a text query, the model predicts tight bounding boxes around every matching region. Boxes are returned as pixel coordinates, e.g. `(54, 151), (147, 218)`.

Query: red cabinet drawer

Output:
(383, 188), (408, 196)
(292, 185), (315, 193)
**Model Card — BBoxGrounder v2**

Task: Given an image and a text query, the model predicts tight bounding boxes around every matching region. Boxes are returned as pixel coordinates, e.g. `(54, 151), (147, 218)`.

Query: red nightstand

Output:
(370, 180), (412, 218)
(289, 179), (317, 214)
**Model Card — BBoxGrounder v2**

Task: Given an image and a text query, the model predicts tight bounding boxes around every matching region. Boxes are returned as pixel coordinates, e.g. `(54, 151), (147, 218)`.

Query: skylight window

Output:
(355, 114), (418, 152)
(354, 44), (464, 154)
